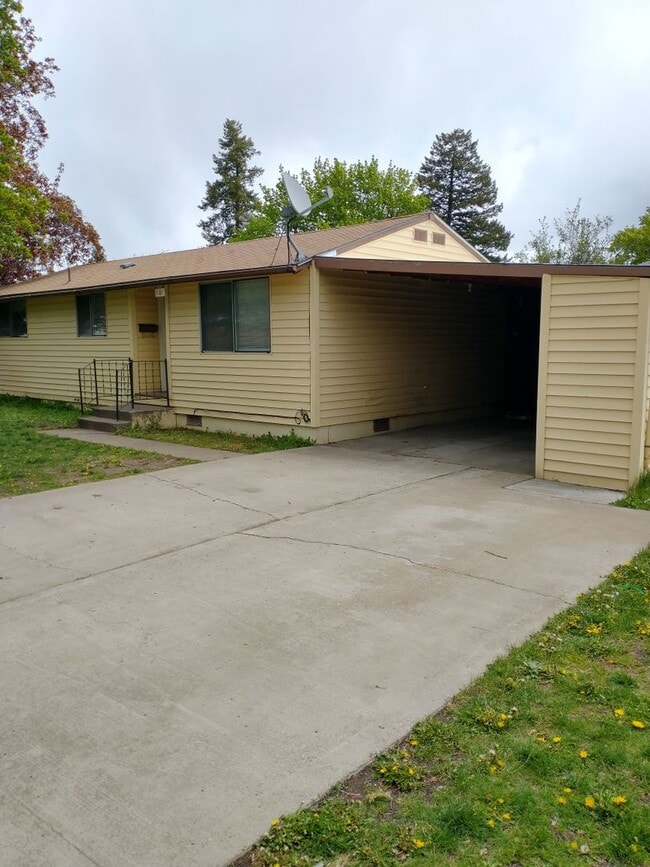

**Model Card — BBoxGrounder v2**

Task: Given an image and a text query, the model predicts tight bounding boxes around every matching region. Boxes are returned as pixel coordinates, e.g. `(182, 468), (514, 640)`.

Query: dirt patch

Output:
(54, 455), (193, 488)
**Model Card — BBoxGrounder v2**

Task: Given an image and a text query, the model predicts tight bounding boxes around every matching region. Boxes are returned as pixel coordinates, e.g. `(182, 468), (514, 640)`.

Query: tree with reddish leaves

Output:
(0, 0), (104, 285)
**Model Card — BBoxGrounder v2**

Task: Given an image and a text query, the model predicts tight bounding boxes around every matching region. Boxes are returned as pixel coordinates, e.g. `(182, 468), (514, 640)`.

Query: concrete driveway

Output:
(1, 427), (649, 866)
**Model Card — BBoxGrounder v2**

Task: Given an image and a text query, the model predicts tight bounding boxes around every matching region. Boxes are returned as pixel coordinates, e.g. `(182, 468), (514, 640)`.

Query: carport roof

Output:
(314, 257), (650, 288)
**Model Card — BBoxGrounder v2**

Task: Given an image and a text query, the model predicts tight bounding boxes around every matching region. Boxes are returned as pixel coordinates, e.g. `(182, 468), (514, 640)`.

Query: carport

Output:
(314, 258), (650, 491)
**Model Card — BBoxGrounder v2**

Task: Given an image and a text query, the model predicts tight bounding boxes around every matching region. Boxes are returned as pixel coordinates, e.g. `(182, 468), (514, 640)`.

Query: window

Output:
(0, 299), (27, 337)
(76, 293), (106, 336)
(200, 278), (270, 352)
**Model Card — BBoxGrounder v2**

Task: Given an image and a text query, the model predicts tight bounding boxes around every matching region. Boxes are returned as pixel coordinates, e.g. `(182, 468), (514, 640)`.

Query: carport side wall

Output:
(0, 290), (132, 403)
(536, 274), (646, 491)
(165, 272), (312, 427)
(315, 271), (507, 437)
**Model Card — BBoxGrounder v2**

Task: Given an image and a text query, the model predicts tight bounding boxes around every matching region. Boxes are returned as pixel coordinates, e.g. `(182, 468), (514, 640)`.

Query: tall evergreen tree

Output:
(198, 118), (263, 245)
(417, 129), (511, 260)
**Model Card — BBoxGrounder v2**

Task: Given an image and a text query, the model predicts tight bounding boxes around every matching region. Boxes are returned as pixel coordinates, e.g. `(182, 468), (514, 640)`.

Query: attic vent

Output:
(186, 414), (202, 427)
(373, 417), (390, 433)
(431, 232), (446, 246)
(119, 262), (135, 269)
(413, 228), (428, 243)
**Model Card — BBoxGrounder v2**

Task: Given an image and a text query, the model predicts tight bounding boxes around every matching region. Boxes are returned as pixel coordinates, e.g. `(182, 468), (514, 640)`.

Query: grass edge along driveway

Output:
(0, 394), (195, 497)
(236, 550), (650, 867)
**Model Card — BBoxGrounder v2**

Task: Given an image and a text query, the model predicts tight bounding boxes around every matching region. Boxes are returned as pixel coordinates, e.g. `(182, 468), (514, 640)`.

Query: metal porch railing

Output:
(78, 358), (169, 420)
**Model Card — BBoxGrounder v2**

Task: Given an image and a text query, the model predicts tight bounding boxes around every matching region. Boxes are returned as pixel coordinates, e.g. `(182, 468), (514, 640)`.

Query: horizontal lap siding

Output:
(541, 276), (639, 489)
(337, 220), (482, 262)
(319, 273), (504, 425)
(0, 291), (131, 402)
(167, 274), (310, 421)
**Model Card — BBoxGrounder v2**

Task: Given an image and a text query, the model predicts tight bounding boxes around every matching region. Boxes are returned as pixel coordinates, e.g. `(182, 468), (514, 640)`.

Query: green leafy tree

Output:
(610, 208), (650, 264)
(233, 156), (428, 241)
(0, 0), (104, 284)
(519, 200), (613, 264)
(198, 118), (263, 245)
(417, 129), (512, 260)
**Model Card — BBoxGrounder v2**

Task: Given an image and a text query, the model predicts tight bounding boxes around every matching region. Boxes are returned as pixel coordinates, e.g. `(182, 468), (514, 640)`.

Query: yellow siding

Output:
(167, 272), (311, 423)
(0, 291), (131, 403)
(132, 287), (160, 363)
(537, 276), (642, 490)
(318, 272), (505, 426)
(337, 219), (483, 262)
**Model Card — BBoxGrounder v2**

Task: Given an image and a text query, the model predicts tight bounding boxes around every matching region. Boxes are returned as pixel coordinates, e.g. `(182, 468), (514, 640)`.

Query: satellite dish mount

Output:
(281, 172), (333, 264)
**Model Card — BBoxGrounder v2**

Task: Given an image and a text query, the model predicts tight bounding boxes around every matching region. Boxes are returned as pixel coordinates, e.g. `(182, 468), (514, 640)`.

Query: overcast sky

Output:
(24, 0), (650, 261)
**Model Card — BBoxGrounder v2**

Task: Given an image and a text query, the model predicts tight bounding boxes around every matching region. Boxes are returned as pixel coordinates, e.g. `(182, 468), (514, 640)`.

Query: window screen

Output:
(77, 293), (106, 336)
(0, 299), (27, 337)
(200, 278), (270, 352)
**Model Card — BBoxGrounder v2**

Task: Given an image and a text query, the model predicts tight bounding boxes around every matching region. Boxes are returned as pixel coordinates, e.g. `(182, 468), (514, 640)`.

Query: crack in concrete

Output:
(148, 473), (278, 519)
(240, 531), (572, 604)
(9, 795), (103, 866)
(0, 540), (86, 578)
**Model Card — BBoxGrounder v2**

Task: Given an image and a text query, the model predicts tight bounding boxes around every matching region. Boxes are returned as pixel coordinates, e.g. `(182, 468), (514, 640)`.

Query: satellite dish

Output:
(280, 171), (334, 263)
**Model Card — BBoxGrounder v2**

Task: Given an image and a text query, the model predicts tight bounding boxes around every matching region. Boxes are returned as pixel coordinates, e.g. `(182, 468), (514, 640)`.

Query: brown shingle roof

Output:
(0, 213), (441, 299)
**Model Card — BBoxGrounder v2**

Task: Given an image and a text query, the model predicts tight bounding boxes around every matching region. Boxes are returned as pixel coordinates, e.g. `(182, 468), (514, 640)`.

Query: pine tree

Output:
(417, 129), (512, 260)
(198, 119), (263, 245)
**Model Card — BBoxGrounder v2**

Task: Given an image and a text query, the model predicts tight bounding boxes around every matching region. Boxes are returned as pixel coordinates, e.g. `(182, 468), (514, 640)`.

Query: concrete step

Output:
(91, 404), (161, 422)
(78, 416), (132, 433)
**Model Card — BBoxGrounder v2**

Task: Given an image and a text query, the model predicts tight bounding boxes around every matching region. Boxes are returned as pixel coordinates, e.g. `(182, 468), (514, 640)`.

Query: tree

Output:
(198, 118), (263, 245)
(519, 201), (613, 265)
(233, 156), (428, 241)
(417, 129), (512, 260)
(0, 0), (104, 284)
(610, 208), (650, 264)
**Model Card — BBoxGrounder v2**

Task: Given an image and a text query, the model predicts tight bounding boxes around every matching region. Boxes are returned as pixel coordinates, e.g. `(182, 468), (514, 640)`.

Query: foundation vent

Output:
(186, 414), (203, 427)
(413, 228), (428, 242)
(431, 232), (446, 245)
(373, 417), (390, 433)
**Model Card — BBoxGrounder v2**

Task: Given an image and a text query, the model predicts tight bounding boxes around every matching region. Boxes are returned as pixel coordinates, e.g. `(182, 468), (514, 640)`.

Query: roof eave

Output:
(0, 260), (309, 300)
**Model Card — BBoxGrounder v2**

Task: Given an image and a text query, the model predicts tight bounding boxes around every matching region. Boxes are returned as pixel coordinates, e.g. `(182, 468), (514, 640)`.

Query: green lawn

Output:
(122, 424), (312, 454)
(237, 553), (650, 867)
(0, 394), (194, 496)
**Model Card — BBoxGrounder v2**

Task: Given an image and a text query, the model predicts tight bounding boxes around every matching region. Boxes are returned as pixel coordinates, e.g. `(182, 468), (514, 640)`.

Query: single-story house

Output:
(1, 211), (649, 491)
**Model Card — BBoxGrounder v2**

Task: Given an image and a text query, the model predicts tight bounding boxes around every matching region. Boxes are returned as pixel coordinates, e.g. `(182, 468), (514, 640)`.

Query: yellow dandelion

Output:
(612, 795), (627, 805)
(412, 838), (426, 848)
(579, 749), (589, 759)
(631, 720), (646, 729)
(410, 739), (419, 746)
(489, 765), (497, 774)
(497, 798), (505, 804)
(408, 767), (415, 776)
(391, 765), (398, 771)
(586, 624), (601, 635)
(379, 767), (387, 774)
(502, 812), (512, 821)
(552, 736), (562, 743)
(584, 796), (596, 809)
(536, 736), (546, 744)
(557, 796), (567, 805)
(570, 841), (578, 850)
(271, 818), (280, 827)
(487, 818), (496, 828)
(631, 843), (639, 852)
(563, 787), (572, 793)
(614, 708), (625, 718)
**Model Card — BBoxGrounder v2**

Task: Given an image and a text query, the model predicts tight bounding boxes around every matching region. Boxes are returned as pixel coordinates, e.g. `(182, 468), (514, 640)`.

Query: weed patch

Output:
(123, 424), (312, 454)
